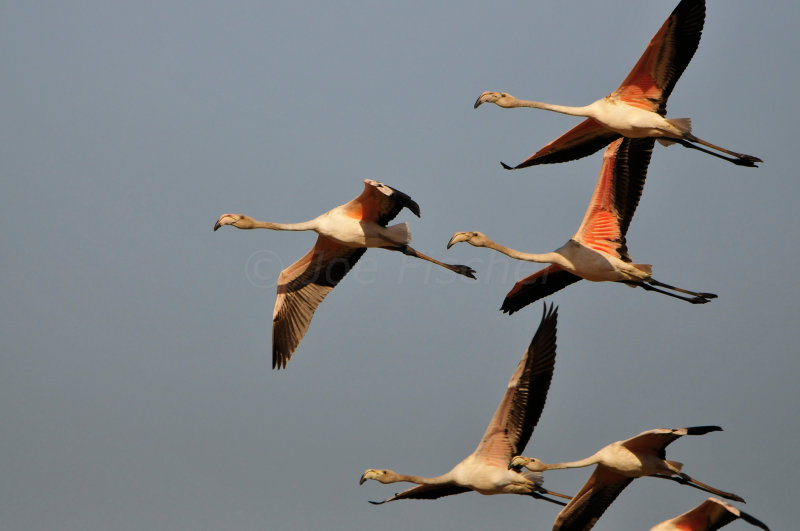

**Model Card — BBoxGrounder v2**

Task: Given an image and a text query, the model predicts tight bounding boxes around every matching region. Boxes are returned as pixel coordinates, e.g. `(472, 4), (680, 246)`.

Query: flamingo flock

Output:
(215, 0), (768, 528)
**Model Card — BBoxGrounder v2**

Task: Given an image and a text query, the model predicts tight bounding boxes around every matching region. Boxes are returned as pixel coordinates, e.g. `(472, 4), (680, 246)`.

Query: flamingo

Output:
(214, 179), (475, 369)
(360, 305), (571, 505)
(510, 426), (745, 531)
(474, 0), (762, 169)
(447, 137), (716, 312)
(651, 498), (769, 531)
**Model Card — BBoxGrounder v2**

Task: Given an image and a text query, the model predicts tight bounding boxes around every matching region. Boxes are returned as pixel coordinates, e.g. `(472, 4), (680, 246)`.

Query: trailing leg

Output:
(394, 245), (477, 279)
(672, 136), (762, 167)
(625, 280), (715, 304)
(528, 492), (569, 506)
(649, 278), (717, 300)
(654, 473), (744, 503)
(537, 486), (573, 501)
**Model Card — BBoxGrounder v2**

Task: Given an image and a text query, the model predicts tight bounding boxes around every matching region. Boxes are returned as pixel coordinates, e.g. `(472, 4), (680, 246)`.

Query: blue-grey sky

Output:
(2, 1), (797, 529)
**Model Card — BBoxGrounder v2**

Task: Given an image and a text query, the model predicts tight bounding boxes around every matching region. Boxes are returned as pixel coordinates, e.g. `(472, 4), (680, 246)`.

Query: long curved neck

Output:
(480, 239), (561, 265)
(507, 98), (592, 118)
(385, 471), (451, 486)
(250, 220), (317, 231)
(539, 455), (600, 472)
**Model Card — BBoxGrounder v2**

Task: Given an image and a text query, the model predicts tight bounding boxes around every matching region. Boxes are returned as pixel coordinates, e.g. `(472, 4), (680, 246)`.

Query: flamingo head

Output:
(447, 231), (490, 249)
(509, 455), (545, 471)
(359, 468), (392, 485)
(474, 91), (516, 109)
(214, 213), (255, 231)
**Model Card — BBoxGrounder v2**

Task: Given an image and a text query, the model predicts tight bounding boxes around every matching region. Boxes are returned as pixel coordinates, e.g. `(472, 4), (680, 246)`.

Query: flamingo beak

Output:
(446, 232), (468, 249)
(508, 456), (524, 469)
(359, 473), (368, 485)
(213, 214), (239, 231)
(473, 95), (484, 109)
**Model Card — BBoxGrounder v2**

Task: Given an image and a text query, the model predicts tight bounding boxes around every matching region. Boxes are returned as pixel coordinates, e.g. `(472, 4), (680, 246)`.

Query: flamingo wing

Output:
(374, 483), (472, 503)
(651, 498), (771, 531)
(553, 465), (634, 531)
(622, 426), (722, 458)
(500, 266), (582, 315)
(573, 137), (655, 260)
(504, 119), (620, 169)
(473, 305), (559, 467)
(340, 179), (420, 226)
(272, 236), (366, 369)
(612, 0), (705, 115)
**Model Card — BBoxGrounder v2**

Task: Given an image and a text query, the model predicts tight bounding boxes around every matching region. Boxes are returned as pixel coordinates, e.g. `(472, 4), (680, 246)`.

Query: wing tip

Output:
(739, 510), (771, 531)
(272, 341), (292, 370)
(408, 199), (421, 218)
(684, 425), (722, 435)
(272, 354), (288, 370)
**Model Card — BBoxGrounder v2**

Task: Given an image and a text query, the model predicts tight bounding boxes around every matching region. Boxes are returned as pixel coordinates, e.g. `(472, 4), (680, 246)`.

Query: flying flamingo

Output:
(447, 137), (716, 312)
(651, 498), (770, 531)
(214, 179), (475, 369)
(474, 0), (762, 169)
(360, 305), (571, 505)
(510, 426), (745, 531)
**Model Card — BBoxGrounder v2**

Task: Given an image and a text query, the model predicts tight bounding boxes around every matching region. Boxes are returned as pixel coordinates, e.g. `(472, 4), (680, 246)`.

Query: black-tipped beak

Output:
(473, 96), (483, 109)
(213, 221), (222, 231)
(359, 474), (367, 485)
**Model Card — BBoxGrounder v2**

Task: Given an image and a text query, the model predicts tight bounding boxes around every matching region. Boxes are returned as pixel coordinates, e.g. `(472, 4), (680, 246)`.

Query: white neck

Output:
(538, 454), (601, 472)
(505, 97), (593, 118)
(383, 470), (453, 486)
(480, 238), (564, 267)
(250, 219), (318, 231)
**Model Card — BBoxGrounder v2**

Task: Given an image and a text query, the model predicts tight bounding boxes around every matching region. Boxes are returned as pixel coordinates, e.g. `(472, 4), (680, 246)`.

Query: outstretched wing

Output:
(272, 236), (366, 369)
(553, 466), (634, 531)
(573, 137), (655, 261)
(473, 305), (558, 467)
(612, 0), (705, 115)
(651, 497), (771, 531)
(622, 426), (722, 458)
(340, 179), (420, 226)
(505, 0), (703, 171)
(501, 266), (582, 315)
(372, 483), (472, 504)
(503, 119), (621, 170)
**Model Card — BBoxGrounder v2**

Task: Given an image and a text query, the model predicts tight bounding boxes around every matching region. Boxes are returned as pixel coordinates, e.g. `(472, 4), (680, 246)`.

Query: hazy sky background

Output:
(3, 1), (797, 529)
